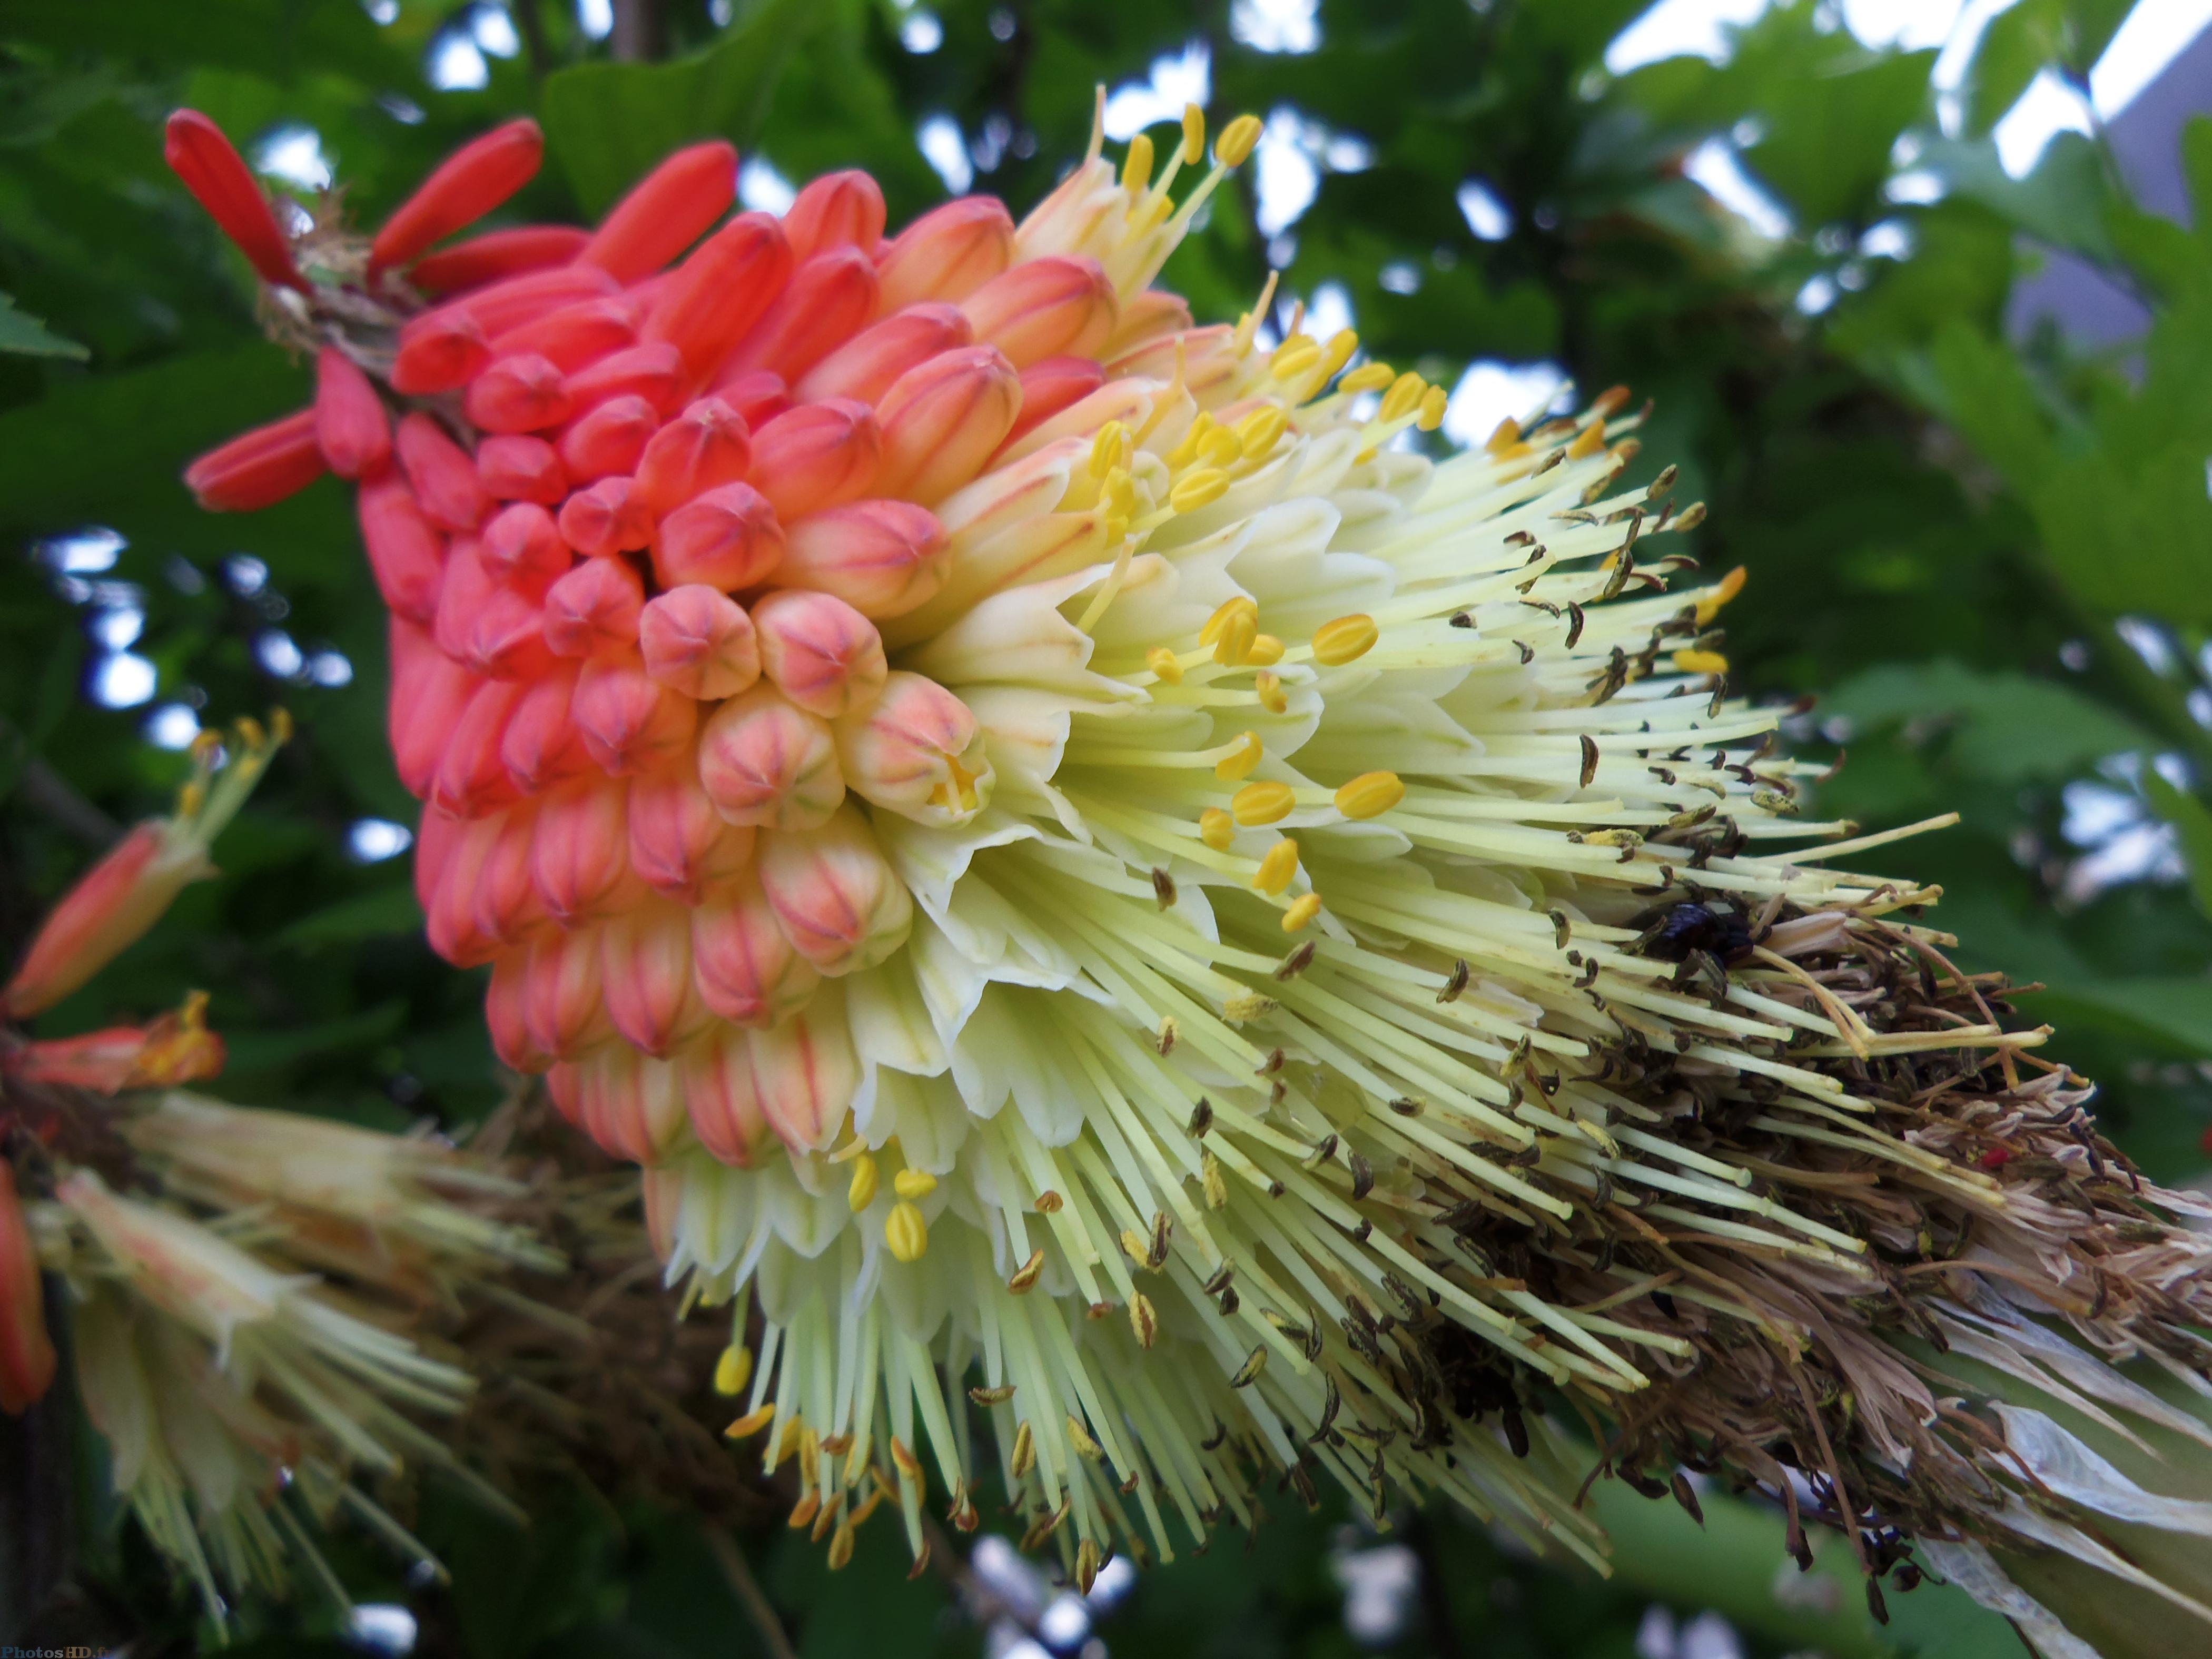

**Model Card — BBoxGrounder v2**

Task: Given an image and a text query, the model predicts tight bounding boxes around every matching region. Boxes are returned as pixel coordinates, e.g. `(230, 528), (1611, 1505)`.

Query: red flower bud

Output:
(783, 169), (887, 263)
(557, 393), (660, 483)
(1006, 354), (1106, 445)
(875, 345), (1021, 504)
(747, 398), (881, 522)
(490, 295), (639, 374)
(466, 582), (561, 681)
(501, 662), (596, 795)
(466, 353), (572, 434)
(567, 342), (686, 415)
(708, 368), (791, 428)
(481, 501), (570, 585)
(314, 347), (391, 479)
(557, 475), (653, 557)
(960, 254), (1118, 369)
(410, 224), (590, 294)
(486, 949), (552, 1072)
(642, 212), (792, 379)
(530, 780), (633, 927)
(601, 898), (713, 1058)
(639, 586), (760, 701)
(396, 411), (489, 530)
(433, 536), (498, 662)
(652, 481), (785, 591)
(678, 1032), (775, 1166)
(184, 409), (325, 512)
(757, 805), (913, 976)
(426, 811), (505, 967)
(371, 117), (544, 276)
(471, 806), (546, 947)
(748, 1001), (857, 1153)
(570, 1042), (692, 1162)
(634, 397), (751, 513)
(163, 109), (305, 290)
(722, 246), (880, 384)
(479, 436), (569, 506)
(691, 870), (822, 1033)
(543, 556), (645, 657)
(628, 766), (755, 904)
(389, 620), (477, 797)
(359, 474), (449, 625)
(751, 589), (887, 717)
(573, 653), (698, 775)
(522, 922), (615, 1060)
(392, 308), (491, 396)
(777, 499), (949, 619)
(580, 141), (738, 283)
(433, 678), (527, 819)
(796, 303), (972, 405)
(452, 265), (622, 337)
(876, 195), (1015, 311)
(697, 684), (844, 831)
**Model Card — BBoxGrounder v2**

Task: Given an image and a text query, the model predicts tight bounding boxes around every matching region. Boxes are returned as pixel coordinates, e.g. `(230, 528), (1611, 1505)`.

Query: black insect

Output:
(1631, 901), (1754, 965)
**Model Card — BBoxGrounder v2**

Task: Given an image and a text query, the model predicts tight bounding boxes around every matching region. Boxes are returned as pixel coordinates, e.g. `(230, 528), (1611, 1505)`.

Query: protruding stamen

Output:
(1253, 839), (1299, 895)
(1334, 771), (1405, 819)
(1283, 893), (1322, 932)
(1214, 731), (1262, 782)
(1312, 614), (1378, 666)
(1233, 781), (1295, 826)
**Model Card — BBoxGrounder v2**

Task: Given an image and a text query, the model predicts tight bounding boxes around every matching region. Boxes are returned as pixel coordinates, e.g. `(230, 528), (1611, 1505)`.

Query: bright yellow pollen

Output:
(933, 753), (982, 815)
(725, 1404), (776, 1439)
(885, 1201), (929, 1262)
(1335, 771), (1405, 819)
(1122, 132), (1154, 193)
(1283, 893), (1322, 932)
(1254, 669), (1287, 714)
(1311, 614), (1378, 666)
(1215, 730), (1263, 781)
(1198, 427), (1243, 469)
(1253, 838), (1299, 894)
(714, 1342), (755, 1397)
(1100, 467), (1135, 518)
(1338, 361), (1395, 394)
(1270, 337), (1321, 382)
(1212, 605), (1258, 665)
(1245, 633), (1283, 666)
(1694, 565), (1747, 626)
(1673, 648), (1730, 676)
(1235, 405), (1287, 460)
(1233, 780), (1296, 826)
(847, 1153), (878, 1212)
(1486, 417), (1522, 453)
(1317, 329), (1358, 384)
(1199, 807), (1235, 850)
(1417, 386), (1448, 431)
(1199, 598), (1253, 646)
(1147, 646), (1184, 683)
(1568, 419), (1607, 459)
(1089, 420), (1128, 478)
(1216, 113), (1263, 167)
(1169, 410), (1216, 467)
(893, 1168), (937, 1199)
(1379, 372), (1426, 423)
(1182, 103), (1206, 165)
(1171, 467), (1231, 514)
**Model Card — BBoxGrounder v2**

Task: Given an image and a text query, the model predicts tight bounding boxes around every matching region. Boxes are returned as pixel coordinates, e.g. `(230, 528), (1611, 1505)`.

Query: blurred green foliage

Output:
(2, 0), (2208, 1654)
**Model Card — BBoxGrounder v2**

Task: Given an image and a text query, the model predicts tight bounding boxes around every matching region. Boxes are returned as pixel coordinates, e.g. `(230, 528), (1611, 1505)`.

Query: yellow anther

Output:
(714, 1342), (755, 1397)
(1694, 565), (1747, 626)
(724, 1403), (776, 1439)
(1592, 384), (1632, 418)
(1233, 780), (1296, 826)
(1172, 466), (1231, 516)
(1168, 409), (1216, 468)
(1253, 838), (1299, 895)
(1338, 361), (1395, 394)
(1011, 1419), (1036, 1478)
(1486, 417), (1522, 453)
(893, 1167), (937, 1200)
(1101, 466), (1135, 517)
(1146, 645), (1184, 684)
(1672, 648), (1730, 676)
(1182, 103), (1206, 165)
(1198, 427), (1243, 469)
(1334, 770), (1405, 819)
(1417, 386), (1448, 431)
(1318, 329), (1358, 383)
(885, 1201), (929, 1262)
(1122, 132), (1155, 194)
(1283, 893), (1322, 932)
(1234, 404), (1288, 460)
(1254, 669), (1287, 714)
(1215, 730), (1262, 782)
(1129, 1290), (1160, 1348)
(1089, 420), (1129, 478)
(1379, 372), (1426, 423)
(1212, 605), (1258, 665)
(1246, 633), (1283, 666)
(1216, 113), (1263, 167)
(847, 1153), (878, 1212)
(1568, 419), (1607, 459)
(1199, 807), (1236, 850)
(1120, 1229), (1150, 1267)
(1311, 614), (1378, 666)
(1270, 336), (1321, 382)
(268, 707), (293, 744)
(1200, 593), (1258, 647)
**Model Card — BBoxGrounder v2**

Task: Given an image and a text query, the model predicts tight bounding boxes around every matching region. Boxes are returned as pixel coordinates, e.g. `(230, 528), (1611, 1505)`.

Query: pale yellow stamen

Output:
(1254, 669), (1287, 714)
(1673, 648), (1730, 676)
(884, 1201), (928, 1262)
(1417, 386), (1448, 431)
(1253, 838), (1299, 895)
(1168, 410), (1217, 468)
(1311, 614), (1378, 666)
(725, 1404), (776, 1439)
(1270, 336), (1321, 382)
(1235, 404), (1287, 460)
(1335, 771), (1405, 819)
(847, 1154), (878, 1212)
(1379, 372), (1426, 423)
(1338, 361), (1394, 394)
(714, 1342), (754, 1397)
(1315, 329), (1358, 386)
(1233, 780), (1296, 826)
(1216, 113), (1263, 167)
(893, 1168), (937, 1199)
(1211, 604), (1258, 665)
(1199, 807), (1235, 850)
(1486, 417), (1523, 453)
(1147, 646), (1184, 684)
(1197, 427), (1243, 469)
(1121, 132), (1154, 194)
(1283, 893), (1322, 932)
(1214, 730), (1262, 782)
(1182, 103), (1206, 165)
(1200, 595), (1257, 646)
(1246, 633), (1283, 666)
(1089, 420), (1129, 478)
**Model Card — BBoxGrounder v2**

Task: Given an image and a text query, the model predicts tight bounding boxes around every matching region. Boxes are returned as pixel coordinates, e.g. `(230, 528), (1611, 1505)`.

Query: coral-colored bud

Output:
(557, 393), (659, 482)
(639, 586), (760, 700)
(432, 536), (498, 662)
(1006, 355), (1105, 445)
(722, 246), (879, 384)
(558, 475), (653, 557)
(574, 1043), (692, 1163)
(652, 481), (785, 591)
(184, 409), (325, 512)
(628, 766), (755, 904)
(751, 590), (887, 717)
(410, 224), (590, 294)
(758, 805), (913, 976)
(390, 620), (477, 796)
(2, 824), (175, 1018)
(481, 501), (571, 585)
(961, 255), (1118, 369)
(796, 303), (973, 405)
(521, 923), (615, 1060)
(876, 195), (1015, 311)
(697, 684), (844, 831)
(601, 899), (712, 1058)
(875, 345), (1021, 503)
(501, 662), (596, 794)
(453, 265), (622, 337)
(567, 341), (687, 415)
(574, 653), (699, 775)
(5, 999), (226, 1094)
(749, 1001), (857, 1153)
(413, 799), (459, 912)
(581, 141), (739, 283)
(0, 1176), (56, 1416)
(371, 117), (544, 275)
(530, 781), (631, 926)
(490, 295), (639, 374)
(426, 810), (504, 967)
(163, 109), (305, 290)
(391, 308), (491, 396)
(396, 411), (488, 530)
(314, 347), (391, 479)
(643, 212), (793, 378)
(709, 368), (791, 427)
(433, 678), (526, 818)
(777, 499), (949, 618)
(747, 398), (883, 524)
(783, 169), (887, 263)
(633, 396), (751, 512)
(691, 868), (821, 1031)
(472, 805), (545, 946)
(485, 950), (552, 1071)
(835, 670), (990, 826)
(679, 1033), (774, 1166)
(466, 353), (572, 433)
(360, 474), (449, 625)
(466, 583), (559, 680)
(479, 434), (568, 505)
(1106, 289), (1193, 359)
(543, 556), (645, 657)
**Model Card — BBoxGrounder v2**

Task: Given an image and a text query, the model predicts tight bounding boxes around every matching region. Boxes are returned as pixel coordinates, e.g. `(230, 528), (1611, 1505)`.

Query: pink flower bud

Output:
(411, 223), (587, 294)
(796, 303), (973, 405)
(678, 1033), (773, 1166)
(777, 499), (949, 619)
(481, 501), (571, 585)
(750, 589), (887, 717)
(567, 341), (686, 416)
(601, 898), (712, 1058)
(522, 923), (615, 1060)
(390, 620), (477, 797)
(426, 809), (503, 967)
(465, 584), (559, 680)
(747, 399), (882, 521)
(433, 536), (497, 661)
(580, 140), (738, 283)
(359, 472), (448, 625)
(633, 397), (751, 513)
(455, 264), (623, 336)
(722, 246), (880, 384)
(692, 867), (822, 1030)
(529, 780), (633, 926)
(875, 345), (1022, 504)
(314, 347), (391, 479)
(164, 108), (306, 290)
(432, 678), (526, 817)
(414, 803), (459, 911)
(490, 295), (638, 374)
(0, 1176), (56, 1416)
(651, 481), (785, 591)
(710, 368), (791, 428)
(478, 434), (568, 505)
(556, 393), (659, 482)
(749, 999), (858, 1154)
(397, 412), (489, 530)
(558, 475), (653, 557)
(639, 586), (760, 700)
(572, 1043), (692, 1164)
(1005, 355), (1105, 445)
(0, 819), (203, 1018)
(574, 652), (699, 775)
(485, 950), (552, 1071)
(543, 556), (645, 657)
(835, 670), (991, 825)
(628, 765), (755, 904)
(1106, 288), (1192, 357)
(472, 805), (546, 946)
(783, 169), (887, 263)
(758, 805), (913, 976)
(370, 116), (544, 276)
(500, 662), (596, 795)
(184, 409), (325, 512)
(391, 307), (491, 394)
(697, 684), (844, 831)
(960, 254), (1117, 369)
(642, 212), (793, 379)
(876, 195), (1015, 311)
(466, 353), (572, 433)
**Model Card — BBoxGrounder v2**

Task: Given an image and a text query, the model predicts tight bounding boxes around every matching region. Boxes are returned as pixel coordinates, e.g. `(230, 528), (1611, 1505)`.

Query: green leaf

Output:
(541, 0), (814, 217)
(1741, 46), (1936, 226)
(2145, 771), (2212, 922)
(0, 292), (87, 359)
(1826, 659), (2155, 782)
(275, 882), (424, 950)
(1966, 0), (2065, 135)
(2041, 976), (2212, 1055)
(2029, 441), (2212, 625)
